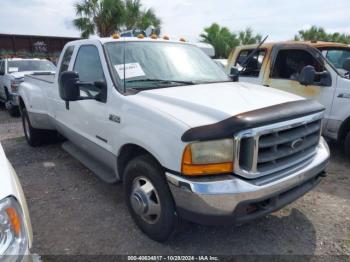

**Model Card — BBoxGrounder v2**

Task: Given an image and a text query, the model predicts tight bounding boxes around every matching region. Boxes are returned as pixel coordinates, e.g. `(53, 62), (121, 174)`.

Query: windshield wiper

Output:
(125, 78), (196, 85)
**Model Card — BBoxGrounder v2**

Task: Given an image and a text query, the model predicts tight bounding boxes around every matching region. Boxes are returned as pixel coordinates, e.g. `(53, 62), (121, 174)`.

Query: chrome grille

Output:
(234, 112), (323, 179)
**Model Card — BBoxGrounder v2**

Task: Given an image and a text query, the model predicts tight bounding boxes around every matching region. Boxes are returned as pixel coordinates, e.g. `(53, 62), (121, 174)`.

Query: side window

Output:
(73, 45), (105, 83)
(59, 46), (74, 75)
(271, 49), (324, 80)
(235, 49), (266, 77)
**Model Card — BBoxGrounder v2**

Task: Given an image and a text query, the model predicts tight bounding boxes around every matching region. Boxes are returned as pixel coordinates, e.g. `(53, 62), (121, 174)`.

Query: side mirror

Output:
(229, 67), (239, 82)
(59, 71), (80, 101)
(299, 65), (316, 86)
(342, 58), (350, 72)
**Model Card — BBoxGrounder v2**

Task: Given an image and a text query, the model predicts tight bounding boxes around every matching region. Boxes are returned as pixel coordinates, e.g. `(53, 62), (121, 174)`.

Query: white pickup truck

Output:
(18, 37), (330, 241)
(0, 58), (56, 116)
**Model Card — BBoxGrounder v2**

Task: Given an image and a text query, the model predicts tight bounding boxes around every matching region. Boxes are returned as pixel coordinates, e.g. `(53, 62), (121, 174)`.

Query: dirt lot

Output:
(0, 105), (349, 258)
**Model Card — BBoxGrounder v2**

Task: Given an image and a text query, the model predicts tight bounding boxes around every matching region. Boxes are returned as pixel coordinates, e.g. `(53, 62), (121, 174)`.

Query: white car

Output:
(0, 143), (33, 261)
(0, 58), (56, 116)
(18, 36), (329, 241)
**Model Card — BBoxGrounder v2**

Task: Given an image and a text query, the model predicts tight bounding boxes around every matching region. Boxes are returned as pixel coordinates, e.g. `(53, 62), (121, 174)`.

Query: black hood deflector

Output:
(181, 99), (324, 142)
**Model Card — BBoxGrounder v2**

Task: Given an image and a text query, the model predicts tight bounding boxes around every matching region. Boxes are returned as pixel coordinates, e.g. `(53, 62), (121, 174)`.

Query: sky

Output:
(0, 0), (349, 42)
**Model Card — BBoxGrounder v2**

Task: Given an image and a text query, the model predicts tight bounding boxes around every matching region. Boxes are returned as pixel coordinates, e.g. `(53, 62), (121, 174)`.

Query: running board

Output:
(62, 141), (118, 184)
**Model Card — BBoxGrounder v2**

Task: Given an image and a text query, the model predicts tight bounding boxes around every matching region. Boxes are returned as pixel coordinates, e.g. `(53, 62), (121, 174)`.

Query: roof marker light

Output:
(151, 34), (158, 39)
(112, 34), (120, 39)
(179, 37), (186, 42)
(137, 34), (145, 39)
(163, 35), (170, 40)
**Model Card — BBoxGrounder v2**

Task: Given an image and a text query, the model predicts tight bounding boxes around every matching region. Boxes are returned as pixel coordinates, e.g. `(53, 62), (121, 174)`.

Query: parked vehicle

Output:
(227, 41), (350, 155)
(18, 36), (330, 241)
(0, 58), (56, 116)
(0, 143), (33, 261)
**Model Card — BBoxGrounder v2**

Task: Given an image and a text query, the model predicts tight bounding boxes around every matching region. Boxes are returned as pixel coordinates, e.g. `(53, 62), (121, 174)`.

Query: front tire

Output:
(123, 155), (178, 242)
(345, 131), (350, 157)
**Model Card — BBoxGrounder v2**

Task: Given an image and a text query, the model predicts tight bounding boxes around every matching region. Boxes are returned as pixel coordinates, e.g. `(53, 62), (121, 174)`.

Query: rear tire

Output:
(22, 107), (57, 146)
(123, 154), (178, 242)
(345, 131), (350, 157)
(8, 105), (20, 117)
(4, 89), (20, 117)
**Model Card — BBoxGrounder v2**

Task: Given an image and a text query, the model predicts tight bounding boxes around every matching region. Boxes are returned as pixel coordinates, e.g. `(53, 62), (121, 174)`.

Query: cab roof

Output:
(67, 37), (194, 46)
(238, 40), (350, 50)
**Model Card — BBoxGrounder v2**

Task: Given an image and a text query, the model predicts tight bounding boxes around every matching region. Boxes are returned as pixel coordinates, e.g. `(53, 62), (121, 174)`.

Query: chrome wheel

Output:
(130, 177), (161, 224)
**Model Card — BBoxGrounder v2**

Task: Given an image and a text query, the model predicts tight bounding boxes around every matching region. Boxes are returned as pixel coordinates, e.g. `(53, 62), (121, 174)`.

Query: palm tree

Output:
(238, 28), (262, 45)
(124, 0), (161, 31)
(200, 23), (239, 58)
(137, 8), (161, 31)
(73, 0), (125, 38)
(294, 25), (350, 44)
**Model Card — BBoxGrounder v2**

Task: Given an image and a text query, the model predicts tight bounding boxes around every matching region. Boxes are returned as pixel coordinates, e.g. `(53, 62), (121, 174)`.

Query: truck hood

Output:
(133, 82), (304, 128)
(9, 71), (55, 80)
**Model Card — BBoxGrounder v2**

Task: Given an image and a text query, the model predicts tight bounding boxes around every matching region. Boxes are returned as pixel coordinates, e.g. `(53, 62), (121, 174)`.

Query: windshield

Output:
(320, 48), (350, 76)
(7, 60), (56, 73)
(105, 41), (230, 90)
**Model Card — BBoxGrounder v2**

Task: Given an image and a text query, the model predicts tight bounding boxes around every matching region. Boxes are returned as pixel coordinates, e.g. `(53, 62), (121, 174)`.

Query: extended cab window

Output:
(235, 49), (266, 77)
(271, 49), (324, 81)
(59, 46), (74, 75)
(74, 45), (105, 83)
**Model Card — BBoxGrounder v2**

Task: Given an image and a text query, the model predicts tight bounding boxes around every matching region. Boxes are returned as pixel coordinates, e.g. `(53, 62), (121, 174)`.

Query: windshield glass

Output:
(7, 60), (56, 73)
(320, 48), (350, 76)
(105, 41), (230, 90)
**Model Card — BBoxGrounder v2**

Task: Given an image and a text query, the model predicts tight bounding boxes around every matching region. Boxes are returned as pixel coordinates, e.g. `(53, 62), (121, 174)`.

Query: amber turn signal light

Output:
(181, 145), (233, 176)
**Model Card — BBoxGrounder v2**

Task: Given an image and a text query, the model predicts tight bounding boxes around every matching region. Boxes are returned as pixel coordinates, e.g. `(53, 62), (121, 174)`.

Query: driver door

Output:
(61, 44), (115, 169)
(264, 45), (336, 120)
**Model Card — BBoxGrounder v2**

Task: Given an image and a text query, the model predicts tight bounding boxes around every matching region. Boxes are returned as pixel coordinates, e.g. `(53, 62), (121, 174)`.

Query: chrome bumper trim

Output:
(166, 137), (329, 218)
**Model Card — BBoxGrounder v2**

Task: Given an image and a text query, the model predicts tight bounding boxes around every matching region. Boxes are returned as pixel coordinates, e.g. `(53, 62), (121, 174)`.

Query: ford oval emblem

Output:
(290, 138), (304, 150)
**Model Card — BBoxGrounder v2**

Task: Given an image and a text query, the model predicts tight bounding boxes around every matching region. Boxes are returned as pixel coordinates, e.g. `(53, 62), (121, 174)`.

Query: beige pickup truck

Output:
(227, 41), (350, 155)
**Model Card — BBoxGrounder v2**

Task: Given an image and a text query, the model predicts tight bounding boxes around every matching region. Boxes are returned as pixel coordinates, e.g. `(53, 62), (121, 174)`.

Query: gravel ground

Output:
(0, 105), (349, 258)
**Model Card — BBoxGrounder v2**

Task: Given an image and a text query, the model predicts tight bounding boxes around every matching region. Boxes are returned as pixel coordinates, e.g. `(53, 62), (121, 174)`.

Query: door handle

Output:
(263, 84), (270, 87)
(338, 93), (350, 99)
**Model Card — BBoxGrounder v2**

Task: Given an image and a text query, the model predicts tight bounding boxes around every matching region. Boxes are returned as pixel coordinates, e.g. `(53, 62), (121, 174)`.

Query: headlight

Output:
(0, 197), (28, 260)
(181, 139), (234, 176)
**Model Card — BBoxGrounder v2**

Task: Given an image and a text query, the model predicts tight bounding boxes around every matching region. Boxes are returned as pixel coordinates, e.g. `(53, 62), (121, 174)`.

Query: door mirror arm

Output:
(229, 67), (240, 82)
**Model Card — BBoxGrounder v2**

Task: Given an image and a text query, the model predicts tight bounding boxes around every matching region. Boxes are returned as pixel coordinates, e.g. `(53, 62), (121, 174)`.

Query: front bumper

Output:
(166, 137), (330, 225)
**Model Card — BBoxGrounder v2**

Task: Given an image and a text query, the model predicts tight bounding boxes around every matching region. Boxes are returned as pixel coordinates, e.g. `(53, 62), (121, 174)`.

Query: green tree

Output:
(238, 28), (262, 45)
(200, 24), (262, 58)
(200, 23), (239, 58)
(73, 0), (161, 38)
(295, 25), (350, 44)
(73, 0), (125, 38)
(124, 0), (161, 31)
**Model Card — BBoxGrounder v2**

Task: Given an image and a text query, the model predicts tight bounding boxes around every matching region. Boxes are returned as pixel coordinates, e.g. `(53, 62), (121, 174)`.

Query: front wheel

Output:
(345, 131), (350, 157)
(123, 155), (178, 242)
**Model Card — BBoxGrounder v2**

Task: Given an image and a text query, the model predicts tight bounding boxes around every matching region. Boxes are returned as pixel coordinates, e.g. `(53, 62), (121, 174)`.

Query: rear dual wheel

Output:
(22, 107), (57, 146)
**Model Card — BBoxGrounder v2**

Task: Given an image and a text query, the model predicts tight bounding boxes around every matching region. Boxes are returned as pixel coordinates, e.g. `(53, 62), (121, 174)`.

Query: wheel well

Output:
(117, 144), (161, 181)
(338, 116), (350, 141)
